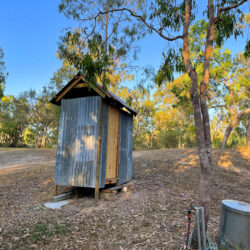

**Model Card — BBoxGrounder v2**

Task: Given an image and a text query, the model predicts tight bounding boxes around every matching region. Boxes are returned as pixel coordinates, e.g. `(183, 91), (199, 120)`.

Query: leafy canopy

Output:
(58, 0), (142, 87)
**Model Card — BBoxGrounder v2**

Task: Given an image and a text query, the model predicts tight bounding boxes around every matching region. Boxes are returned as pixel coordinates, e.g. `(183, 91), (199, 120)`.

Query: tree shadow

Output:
(214, 147), (250, 176)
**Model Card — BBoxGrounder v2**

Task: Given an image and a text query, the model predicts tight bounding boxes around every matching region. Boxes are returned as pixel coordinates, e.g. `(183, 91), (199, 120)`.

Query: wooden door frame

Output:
(105, 105), (120, 184)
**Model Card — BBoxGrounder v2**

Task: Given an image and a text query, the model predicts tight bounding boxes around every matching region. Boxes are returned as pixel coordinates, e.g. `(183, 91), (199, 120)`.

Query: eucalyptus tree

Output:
(0, 95), (30, 146)
(211, 52), (250, 148)
(49, 59), (78, 93)
(163, 19), (250, 148)
(58, 0), (248, 239)
(58, 1), (138, 88)
(0, 47), (8, 98)
(22, 89), (59, 148)
(116, 83), (157, 148)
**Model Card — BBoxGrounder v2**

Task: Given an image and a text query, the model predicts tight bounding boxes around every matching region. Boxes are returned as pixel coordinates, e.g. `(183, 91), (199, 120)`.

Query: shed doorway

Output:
(105, 105), (120, 184)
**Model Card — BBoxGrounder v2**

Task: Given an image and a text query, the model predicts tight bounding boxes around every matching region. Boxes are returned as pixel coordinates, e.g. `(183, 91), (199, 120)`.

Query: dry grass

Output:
(0, 147), (249, 249)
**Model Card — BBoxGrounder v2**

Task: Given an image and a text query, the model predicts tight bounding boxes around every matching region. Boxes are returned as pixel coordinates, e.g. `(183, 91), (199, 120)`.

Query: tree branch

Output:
(201, 0), (215, 95)
(222, 108), (250, 147)
(215, 0), (247, 22)
(82, 8), (183, 41)
(210, 105), (226, 109)
(105, 2), (125, 44)
(183, 0), (195, 78)
(238, 109), (250, 120)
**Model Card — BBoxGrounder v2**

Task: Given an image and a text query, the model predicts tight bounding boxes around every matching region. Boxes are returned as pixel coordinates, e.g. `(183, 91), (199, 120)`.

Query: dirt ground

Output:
(0, 147), (249, 249)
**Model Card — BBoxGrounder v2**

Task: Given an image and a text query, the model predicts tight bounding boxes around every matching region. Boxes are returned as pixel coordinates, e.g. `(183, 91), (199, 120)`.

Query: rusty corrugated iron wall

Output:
(55, 96), (101, 188)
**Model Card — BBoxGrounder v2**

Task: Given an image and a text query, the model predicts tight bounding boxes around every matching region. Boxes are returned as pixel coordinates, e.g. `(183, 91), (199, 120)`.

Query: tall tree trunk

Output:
(222, 75), (239, 148)
(183, 0), (213, 246)
(133, 116), (141, 138)
(222, 124), (233, 148)
(197, 0), (215, 229)
(246, 114), (250, 146)
(191, 78), (212, 228)
(222, 110), (250, 148)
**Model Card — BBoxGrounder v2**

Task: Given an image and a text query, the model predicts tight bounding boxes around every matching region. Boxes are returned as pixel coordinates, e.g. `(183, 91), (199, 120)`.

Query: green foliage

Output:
(0, 47), (8, 98)
(49, 60), (77, 93)
(58, 33), (108, 86)
(155, 12), (246, 85)
(215, 1), (244, 47)
(120, 74), (197, 150)
(0, 95), (29, 146)
(148, 1), (245, 84)
(58, 0), (142, 88)
(244, 40), (250, 57)
(26, 88), (60, 148)
(227, 127), (246, 147)
(0, 88), (60, 148)
(153, 18), (249, 149)
(24, 126), (37, 146)
(210, 116), (225, 148)
(148, 0), (188, 31)
(155, 48), (185, 85)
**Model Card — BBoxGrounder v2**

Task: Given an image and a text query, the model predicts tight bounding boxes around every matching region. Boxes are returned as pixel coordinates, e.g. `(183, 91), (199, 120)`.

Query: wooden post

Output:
(75, 187), (79, 199)
(53, 184), (58, 196)
(95, 99), (103, 201)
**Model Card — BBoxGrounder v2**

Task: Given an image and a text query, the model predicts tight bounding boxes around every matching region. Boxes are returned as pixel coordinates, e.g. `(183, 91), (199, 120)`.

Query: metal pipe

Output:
(185, 209), (192, 249)
(201, 207), (206, 249)
(196, 208), (201, 250)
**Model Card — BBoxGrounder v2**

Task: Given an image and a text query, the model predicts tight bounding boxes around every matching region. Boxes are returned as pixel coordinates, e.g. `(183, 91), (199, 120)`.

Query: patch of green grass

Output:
(96, 222), (108, 229)
(132, 225), (140, 231)
(142, 220), (151, 227)
(29, 222), (68, 242)
(2, 221), (69, 248)
(29, 223), (53, 242)
(53, 222), (68, 235)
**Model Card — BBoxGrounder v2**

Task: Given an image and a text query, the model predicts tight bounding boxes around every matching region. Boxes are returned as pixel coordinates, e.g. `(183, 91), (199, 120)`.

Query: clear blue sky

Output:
(0, 1), (249, 96)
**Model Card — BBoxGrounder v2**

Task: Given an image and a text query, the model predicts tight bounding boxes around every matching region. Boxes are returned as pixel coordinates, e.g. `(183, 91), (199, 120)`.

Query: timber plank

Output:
(105, 106), (120, 180)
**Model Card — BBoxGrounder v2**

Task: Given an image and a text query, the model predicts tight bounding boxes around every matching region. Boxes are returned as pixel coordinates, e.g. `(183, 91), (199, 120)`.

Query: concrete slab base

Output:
(44, 199), (73, 210)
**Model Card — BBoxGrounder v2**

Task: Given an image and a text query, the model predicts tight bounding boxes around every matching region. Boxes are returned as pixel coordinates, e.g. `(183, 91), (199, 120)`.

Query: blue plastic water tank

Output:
(218, 200), (250, 249)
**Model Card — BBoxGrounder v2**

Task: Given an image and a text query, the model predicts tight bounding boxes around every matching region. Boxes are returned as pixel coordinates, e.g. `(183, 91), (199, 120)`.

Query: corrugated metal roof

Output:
(50, 72), (137, 116)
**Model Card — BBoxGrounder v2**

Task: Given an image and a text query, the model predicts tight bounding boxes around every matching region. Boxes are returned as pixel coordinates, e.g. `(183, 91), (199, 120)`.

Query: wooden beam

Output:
(53, 184), (58, 196)
(74, 83), (88, 88)
(105, 178), (118, 184)
(103, 184), (123, 192)
(116, 110), (120, 178)
(93, 86), (106, 98)
(55, 73), (106, 102)
(95, 99), (103, 201)
(74, 82), (106, 98)
(55, 75), (85, 102)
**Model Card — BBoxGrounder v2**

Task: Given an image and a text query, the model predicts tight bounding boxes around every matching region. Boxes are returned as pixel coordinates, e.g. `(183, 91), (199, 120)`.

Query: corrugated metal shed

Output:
(51, 73), (137, 199)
